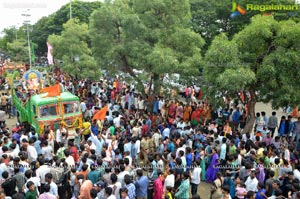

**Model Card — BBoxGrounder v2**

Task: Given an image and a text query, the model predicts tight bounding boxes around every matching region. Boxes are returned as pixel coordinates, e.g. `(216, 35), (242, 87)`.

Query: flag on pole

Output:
(47, 42), (53, 65)
(40, 84), (61, 97)
(31, 42), (35, 64)
(92, 106), (108, 121)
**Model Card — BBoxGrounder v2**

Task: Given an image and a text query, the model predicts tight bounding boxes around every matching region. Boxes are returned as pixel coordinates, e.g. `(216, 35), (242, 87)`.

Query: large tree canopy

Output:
(190, 0), (297, 52)
(204, 15), (300, 133)
(90, 0), (204, 94)
(31, 1), (102, 55)
(48, 19), (100, 80)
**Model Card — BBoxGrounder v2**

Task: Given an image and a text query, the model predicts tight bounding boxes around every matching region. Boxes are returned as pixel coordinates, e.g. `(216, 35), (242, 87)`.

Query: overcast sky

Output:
(0, 0), (299, 34)
(0, 0), (99, 35)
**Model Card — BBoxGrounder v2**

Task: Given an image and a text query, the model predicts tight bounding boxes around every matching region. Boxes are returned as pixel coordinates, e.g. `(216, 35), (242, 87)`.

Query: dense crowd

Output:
(0, 74), (299, 199)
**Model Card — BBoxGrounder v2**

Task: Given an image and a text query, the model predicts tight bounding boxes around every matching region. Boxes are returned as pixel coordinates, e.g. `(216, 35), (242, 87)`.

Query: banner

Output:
(47, 42), (53, 65)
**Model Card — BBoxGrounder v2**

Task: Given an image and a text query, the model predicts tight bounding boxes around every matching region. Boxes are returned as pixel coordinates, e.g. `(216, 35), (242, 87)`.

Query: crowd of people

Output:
(0, 74), (299, 199)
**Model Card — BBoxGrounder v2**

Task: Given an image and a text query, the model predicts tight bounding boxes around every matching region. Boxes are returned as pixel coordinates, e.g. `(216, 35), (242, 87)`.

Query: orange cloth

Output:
(79, 180), (93, 199)
(183, 106), (191, 122)
(291, 107), (299, 118)
(40, 84), (61, 97)
(92, 106), (108, 121)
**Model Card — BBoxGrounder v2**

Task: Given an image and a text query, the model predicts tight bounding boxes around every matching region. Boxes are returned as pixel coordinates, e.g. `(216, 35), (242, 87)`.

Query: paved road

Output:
(4, 102), (290, 199)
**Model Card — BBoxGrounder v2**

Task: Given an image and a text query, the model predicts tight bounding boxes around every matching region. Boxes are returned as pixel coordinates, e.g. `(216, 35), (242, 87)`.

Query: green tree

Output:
(190, 0), (297, 52)
(203, 15), (300, 133)
(0, 26), (27, 51)
(90, 0), (204, 95)
(48, 19), (100, 80)
(6, 39), (30, 63)
(32, 1), (102, 55)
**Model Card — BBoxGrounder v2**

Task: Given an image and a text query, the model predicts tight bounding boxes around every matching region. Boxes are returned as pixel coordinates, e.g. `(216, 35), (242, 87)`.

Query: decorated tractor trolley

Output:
(12, 70), (82, 135)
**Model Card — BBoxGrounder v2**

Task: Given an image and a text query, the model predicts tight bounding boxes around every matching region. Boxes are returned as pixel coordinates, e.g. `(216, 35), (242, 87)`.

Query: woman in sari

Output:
(175, 102), (184, 119)
(168, 101), (177, 119)
(191, 107), (200, 127)
(206, 147), (219, 183)
(224, 121), (232, 137)
(200, 148), (206, 181)
(183, 104), (192, 122)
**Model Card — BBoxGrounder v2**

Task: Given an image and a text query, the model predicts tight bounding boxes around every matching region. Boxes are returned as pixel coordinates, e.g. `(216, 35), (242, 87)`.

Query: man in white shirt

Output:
(27, 139), (37, 163)
(152, 130), (162, 148)
(36, 159), (51, 192)
(117, 164), (129, 187)
(42, 141), (53, 162)
(245, 169), (258, 192)
(64, 149), (75, 168)
(24, 169), (41, 194)
(176, 142), (186, 158)
(220, 138), (227, 163)
(164, 169), (175, 191)
(113, 113), (122, 128)
(108, 174), (122, 199)
(191, 162), (202, 195)
(45, 173), (58, 198)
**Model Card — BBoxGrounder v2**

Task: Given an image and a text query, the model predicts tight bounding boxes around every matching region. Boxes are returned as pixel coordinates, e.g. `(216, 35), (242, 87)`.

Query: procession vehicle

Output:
(11, 69), (82, 135)
(0, 61), (26, 78)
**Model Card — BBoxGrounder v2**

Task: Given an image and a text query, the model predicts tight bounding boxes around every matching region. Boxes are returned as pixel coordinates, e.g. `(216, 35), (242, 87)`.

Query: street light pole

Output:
(26, 22), (31, 68)
(70, 0), (72, 19)
(22, 11), (32, 68)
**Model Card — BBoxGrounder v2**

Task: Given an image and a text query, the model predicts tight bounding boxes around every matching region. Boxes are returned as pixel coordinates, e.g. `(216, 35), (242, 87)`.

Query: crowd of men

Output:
(0, 75), (299, 199)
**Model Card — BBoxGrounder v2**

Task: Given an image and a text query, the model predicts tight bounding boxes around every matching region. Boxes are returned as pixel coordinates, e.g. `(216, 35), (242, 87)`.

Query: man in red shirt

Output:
(68, 140), (79, 163)
(141, 120), (148, 137)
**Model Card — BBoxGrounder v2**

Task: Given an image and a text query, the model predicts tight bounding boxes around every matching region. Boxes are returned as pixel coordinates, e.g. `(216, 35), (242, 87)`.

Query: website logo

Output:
(230, 2), (300, 18)
(230, 2), (247, 18)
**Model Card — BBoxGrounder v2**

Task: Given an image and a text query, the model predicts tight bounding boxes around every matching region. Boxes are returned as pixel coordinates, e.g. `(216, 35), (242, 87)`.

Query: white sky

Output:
(0, 0), (100, 34)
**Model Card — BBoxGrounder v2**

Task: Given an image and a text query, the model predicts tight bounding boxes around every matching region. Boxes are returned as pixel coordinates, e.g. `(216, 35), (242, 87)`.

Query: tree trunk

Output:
(243, 87), (256, 134)
(148, 75), (153, 96)
(121, 55), (145, 95)
(152, 73), (160, 96)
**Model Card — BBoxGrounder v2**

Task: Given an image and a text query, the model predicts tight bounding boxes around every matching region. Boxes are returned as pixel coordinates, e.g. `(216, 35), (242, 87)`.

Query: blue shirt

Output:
(233, 111), (241, 123)
(167, 142), (175, 153)
(153, 100), (159, 114)
(91, 125), (98, 136)
(186, 153), (193, 170)
(255, 189), (266, 199)
(34, 140), (42, 155)
(135, 176), (149, 197)
(87, 170), (100, 184)
(124, 143), (132, 154)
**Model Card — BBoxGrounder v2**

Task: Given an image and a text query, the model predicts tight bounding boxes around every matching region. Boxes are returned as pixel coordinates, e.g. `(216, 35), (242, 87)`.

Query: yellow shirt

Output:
(82, 122), (91, 135)
(166, 192), (173, 199)
(257, 148), (264, 159)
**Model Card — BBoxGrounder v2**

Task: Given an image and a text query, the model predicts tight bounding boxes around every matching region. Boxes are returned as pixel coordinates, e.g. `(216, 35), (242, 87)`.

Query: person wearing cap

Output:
(245, 169), (258, 192)
(94, 181), (107, 199)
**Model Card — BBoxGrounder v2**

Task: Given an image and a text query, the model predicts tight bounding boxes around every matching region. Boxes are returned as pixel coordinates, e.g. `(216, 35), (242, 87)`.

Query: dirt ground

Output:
(5, 102), (288, 199)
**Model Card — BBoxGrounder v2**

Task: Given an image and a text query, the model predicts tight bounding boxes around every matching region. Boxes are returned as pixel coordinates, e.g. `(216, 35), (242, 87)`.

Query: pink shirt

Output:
(153, 178), (163, 199)
(236, 187), (246, 199)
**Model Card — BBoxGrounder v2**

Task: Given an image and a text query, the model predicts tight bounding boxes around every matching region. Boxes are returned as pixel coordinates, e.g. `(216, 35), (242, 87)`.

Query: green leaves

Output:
(90, 0), (204, 94)
(48, 19), (100, 80)
(204, 14), (300, 108)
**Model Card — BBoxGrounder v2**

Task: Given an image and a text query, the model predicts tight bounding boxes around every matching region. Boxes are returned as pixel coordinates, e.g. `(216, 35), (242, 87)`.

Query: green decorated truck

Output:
(11, 69), (83, 135)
